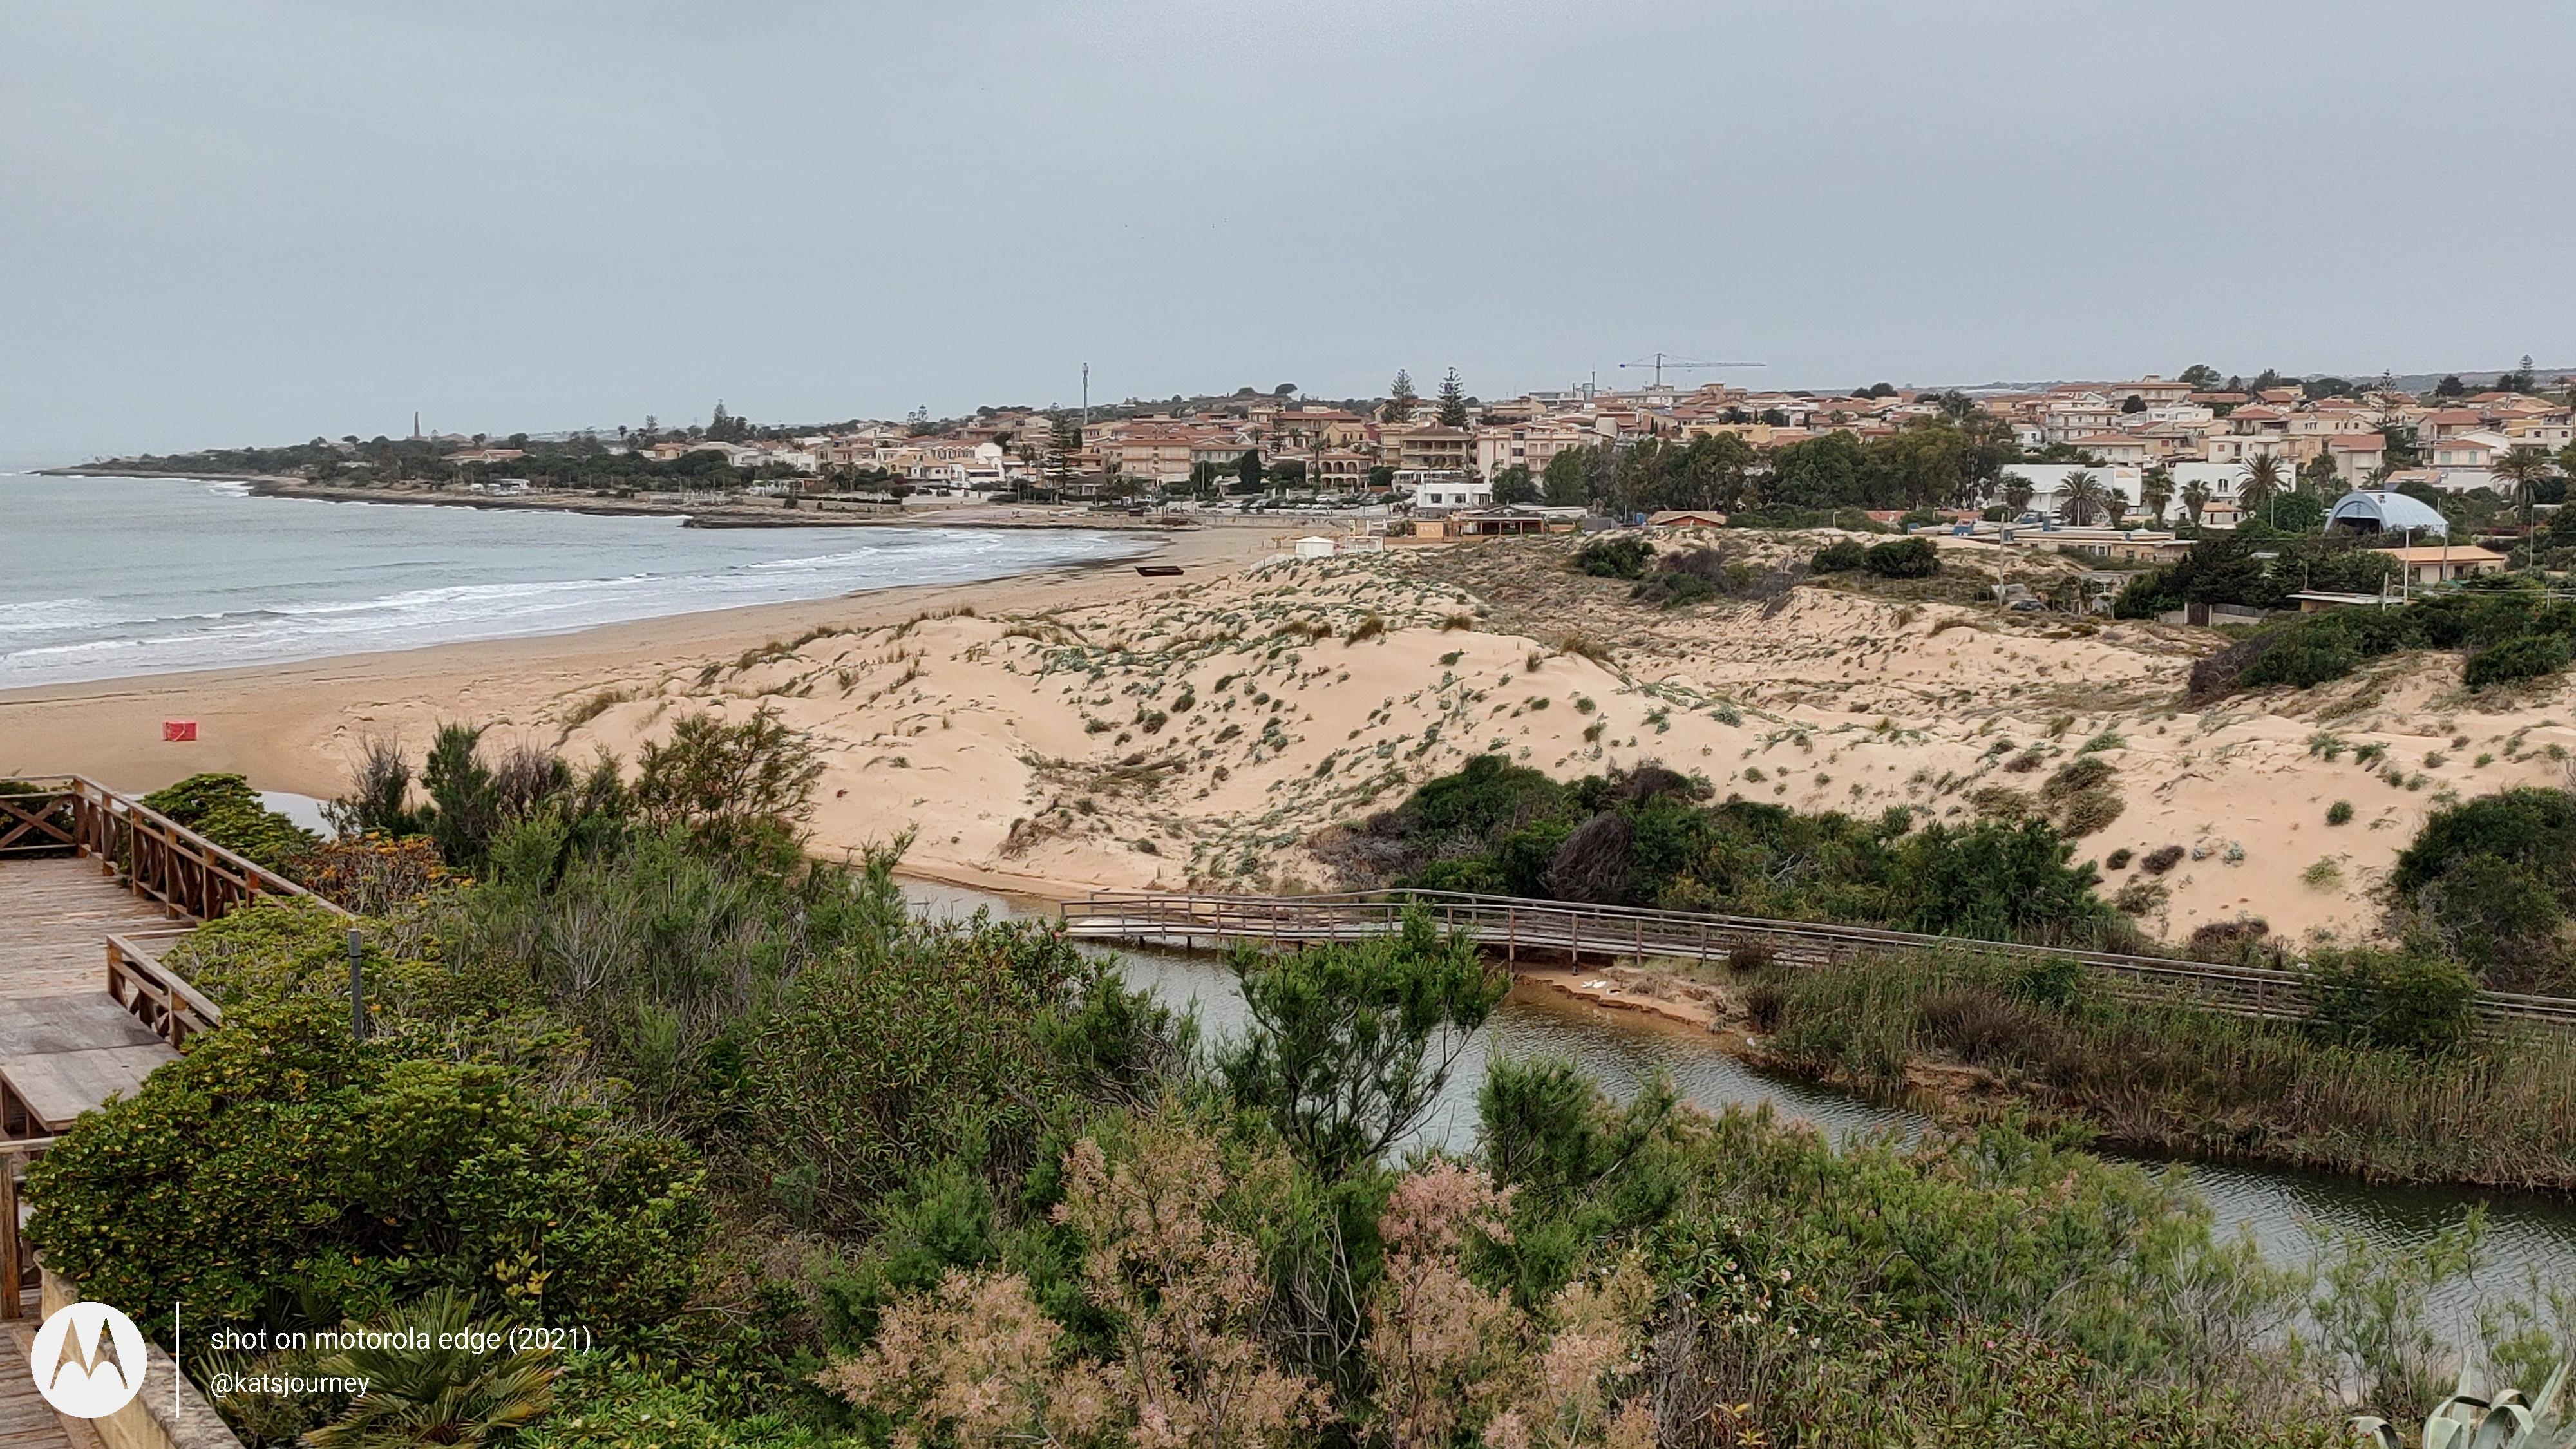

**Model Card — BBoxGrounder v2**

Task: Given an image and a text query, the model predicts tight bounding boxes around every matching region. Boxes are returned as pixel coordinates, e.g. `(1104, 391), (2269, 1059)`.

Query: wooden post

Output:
(1, 1152), (19, 1319)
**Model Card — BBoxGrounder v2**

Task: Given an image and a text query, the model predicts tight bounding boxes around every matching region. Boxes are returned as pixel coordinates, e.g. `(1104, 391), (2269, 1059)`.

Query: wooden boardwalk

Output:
(0, 860), (188, 1138)
(1059, 887), (2576, 1032)
(0, 860), (171, 1449)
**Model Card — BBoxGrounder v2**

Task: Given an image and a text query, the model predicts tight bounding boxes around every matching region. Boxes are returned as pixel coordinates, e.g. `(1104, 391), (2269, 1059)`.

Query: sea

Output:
(0, 474), (1150, 688)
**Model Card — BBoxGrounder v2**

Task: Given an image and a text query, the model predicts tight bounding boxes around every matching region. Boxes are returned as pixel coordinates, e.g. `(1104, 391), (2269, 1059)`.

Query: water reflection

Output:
(901, 878), (2576, 1341)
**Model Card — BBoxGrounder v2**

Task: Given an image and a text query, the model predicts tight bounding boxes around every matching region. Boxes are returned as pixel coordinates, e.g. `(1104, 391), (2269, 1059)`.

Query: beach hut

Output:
(1293, 535), (1336, 560)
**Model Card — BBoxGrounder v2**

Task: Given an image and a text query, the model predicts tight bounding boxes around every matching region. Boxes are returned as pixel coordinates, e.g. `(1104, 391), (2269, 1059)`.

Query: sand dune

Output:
(10, 521), (2573, 947)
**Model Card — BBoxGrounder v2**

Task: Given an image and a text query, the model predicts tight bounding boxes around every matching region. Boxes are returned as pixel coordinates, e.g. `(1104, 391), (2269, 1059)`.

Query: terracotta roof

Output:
(2327, 434), (2388, 451)
(2378, 545), (2506, 563)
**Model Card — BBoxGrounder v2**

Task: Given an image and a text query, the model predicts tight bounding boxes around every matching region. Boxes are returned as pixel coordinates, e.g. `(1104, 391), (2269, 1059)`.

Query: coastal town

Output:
(92, 363), (2576, 556)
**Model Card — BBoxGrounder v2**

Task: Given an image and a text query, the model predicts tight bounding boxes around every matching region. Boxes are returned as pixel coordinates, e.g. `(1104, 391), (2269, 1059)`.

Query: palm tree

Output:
(2000, 473), (2035, 521)
(2140, 467), (2174, 527)
(310, 1291), (558, 1448)
(2056, 469), (2107, 527)
(2179, 480), (2212, 531)
(2493, 444), (2559, 564)
(2239, 454), (2284, 524)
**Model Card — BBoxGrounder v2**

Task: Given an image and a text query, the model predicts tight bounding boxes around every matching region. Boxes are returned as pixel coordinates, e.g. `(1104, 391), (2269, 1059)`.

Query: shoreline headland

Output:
(32, 465), (1200, 533)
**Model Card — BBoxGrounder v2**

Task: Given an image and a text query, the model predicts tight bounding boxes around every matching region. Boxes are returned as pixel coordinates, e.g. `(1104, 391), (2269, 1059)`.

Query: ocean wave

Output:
(2, 523), (1150, 688)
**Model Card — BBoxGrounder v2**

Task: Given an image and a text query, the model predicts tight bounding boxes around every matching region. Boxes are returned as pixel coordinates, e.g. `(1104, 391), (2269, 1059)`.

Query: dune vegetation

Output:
(26, 721), (2570, 1444)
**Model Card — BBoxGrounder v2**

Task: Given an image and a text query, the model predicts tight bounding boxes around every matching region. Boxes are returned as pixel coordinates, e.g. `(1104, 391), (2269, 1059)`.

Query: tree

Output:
(1491, 464), (1537, 506)
(1435, 368), (1469, 428)
(2239, 454), (2285, 522)
(2140, 467), (2173, 526)
(2434, 375), (2466, 398)
(706, 401), (751, 443)
(2179, 363), (2221, 389)
(1542, 446), (1596, 508)
(632, 706), (823, 857)
(2179, 480), (2212, 529)
(1045, 413), (1083, 488)
(1236, 446), (1265, 496)
(2121, 395), (2148, 414)
(2000, 473), (2035, 520)
(1385, 370), (1419, 423)
(2056, 469), (2108, 526)
(1216, 910), (1507, 1179)
(2494, 446), (2559, 556)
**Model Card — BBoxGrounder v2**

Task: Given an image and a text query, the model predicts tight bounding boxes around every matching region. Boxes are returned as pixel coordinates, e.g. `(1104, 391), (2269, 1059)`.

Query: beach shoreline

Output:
(32, 465), (1200, 533)
(0, 516), (1282, 806)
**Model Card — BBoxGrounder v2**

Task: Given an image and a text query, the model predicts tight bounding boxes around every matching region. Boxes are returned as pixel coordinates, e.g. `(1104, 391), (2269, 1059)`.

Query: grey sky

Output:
(5, 1), (2570, 463)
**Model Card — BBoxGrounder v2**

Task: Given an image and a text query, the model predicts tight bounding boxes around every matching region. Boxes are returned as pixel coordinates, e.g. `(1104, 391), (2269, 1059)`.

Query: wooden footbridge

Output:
(1057, 888), (2576, 1032)
(0, 775), (342, 1449)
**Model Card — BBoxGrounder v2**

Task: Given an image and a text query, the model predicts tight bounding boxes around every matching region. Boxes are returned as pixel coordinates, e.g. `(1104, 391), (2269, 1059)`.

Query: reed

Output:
(1752, 949), (2576, 1189)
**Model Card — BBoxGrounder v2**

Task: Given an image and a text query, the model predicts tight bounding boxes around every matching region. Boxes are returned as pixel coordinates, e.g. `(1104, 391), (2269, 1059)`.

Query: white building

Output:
(1407, 475), (1492, 510)
(1996, 462), (2141, 524)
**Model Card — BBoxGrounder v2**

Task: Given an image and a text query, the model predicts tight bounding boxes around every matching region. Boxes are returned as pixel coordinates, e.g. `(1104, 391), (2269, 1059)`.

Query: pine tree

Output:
(1385, 370), (1418, 423)
(1435, 368), (1469, 427)
(1046, 413), (1082, 487)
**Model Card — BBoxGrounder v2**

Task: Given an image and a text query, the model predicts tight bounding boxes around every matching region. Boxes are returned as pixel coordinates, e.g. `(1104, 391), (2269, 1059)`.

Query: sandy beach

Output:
(12, 516), (2575, 945)
(0, 516), (1267, 808)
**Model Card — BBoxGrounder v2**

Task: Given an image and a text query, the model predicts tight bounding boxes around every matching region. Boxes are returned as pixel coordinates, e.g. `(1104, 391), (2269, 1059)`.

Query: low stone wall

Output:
(36, 1268), (241, 1449)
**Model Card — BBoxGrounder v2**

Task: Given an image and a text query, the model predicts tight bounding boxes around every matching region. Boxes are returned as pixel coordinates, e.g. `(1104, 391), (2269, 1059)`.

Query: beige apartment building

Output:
(1474, 422), (1591, 479)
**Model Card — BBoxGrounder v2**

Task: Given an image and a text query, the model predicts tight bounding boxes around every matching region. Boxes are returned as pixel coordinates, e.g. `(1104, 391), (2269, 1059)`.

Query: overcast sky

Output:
(5, 1), (2571, 463)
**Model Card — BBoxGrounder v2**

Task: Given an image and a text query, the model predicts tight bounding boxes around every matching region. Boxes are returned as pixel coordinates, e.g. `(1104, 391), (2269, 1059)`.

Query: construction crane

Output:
(1616, 353), (1766, 388)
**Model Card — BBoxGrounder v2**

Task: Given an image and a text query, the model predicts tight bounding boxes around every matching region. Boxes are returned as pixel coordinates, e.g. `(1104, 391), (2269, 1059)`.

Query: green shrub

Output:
(25, 999), (710, 1338)
(2464, 633), (2573, 690)
(1861, 536), (1940, 578)
(1571, 535), (1652, 580)
(2010, 954), (2085, 1008)
(140, 772), (321, 875)
(2304, 947), (2477, 1054)
(1373, 757), (2121, 947)
(2392, 788), (2576, 985)
(2326, 800), (2354, 826)
(1810, 539), (1867, 573)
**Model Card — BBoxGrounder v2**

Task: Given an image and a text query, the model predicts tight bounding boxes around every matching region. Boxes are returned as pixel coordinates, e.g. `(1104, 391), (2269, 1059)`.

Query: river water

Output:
(0, 473), (1150, 688)
(902, 880), (2576, 1348)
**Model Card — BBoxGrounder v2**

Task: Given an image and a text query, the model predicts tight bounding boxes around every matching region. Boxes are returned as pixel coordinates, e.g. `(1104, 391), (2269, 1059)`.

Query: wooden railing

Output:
(0, 1139), (52, 1318)
(108, 934), (225, 1050)
(0, 785), (78, 858)
(3, 775), (341, 922)
(1060, 887), (2576, 1032)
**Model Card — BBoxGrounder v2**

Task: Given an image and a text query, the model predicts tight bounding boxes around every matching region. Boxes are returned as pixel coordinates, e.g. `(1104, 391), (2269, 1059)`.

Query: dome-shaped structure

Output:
(2325, 489), (2449, 538)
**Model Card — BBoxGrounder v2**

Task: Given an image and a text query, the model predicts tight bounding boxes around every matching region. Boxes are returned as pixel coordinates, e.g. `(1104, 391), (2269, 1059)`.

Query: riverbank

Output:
(1519, 947), (2576, 1193)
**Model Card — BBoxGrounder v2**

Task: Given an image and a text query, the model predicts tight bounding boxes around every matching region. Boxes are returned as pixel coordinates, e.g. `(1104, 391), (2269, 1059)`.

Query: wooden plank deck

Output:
(0, 1311), (92, 1447)
(0, 860), (187, 1003)
(0, 860), (187, 1134)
